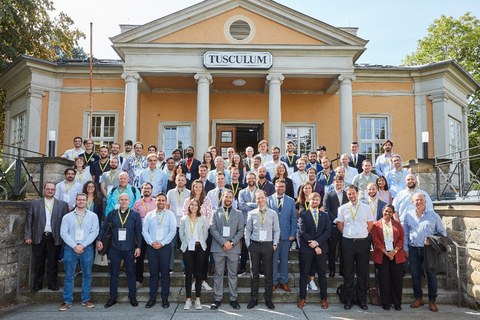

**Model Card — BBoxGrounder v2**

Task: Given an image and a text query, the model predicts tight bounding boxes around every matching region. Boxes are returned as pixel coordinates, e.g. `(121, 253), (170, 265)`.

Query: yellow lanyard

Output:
(99, 160), (110, 173)
(382, 219), (393, 239)
(305, 201), (310, 211)
(75, 211), (86, 228)
(408, 189), (417, 203)
(117, 208), (131, 228)
(230, 182), (239, 197)
(148, 168), (156, 181)
(64, 181), (74, 193)
(286, 154), (295, 166)
(324, 172), (331, 184)
(155, 210), (166, 227)
(344, 166), (349, 179)
(44, 199), (54, 213)
(188, 216), (198, 235)
(142, 198), (154, 213)
(176, 189), (186, 205)
(348, 203), (360, 221)
(108, 170), (118, 184)
(311, 210), (319, 226)
(217, 189), (224, 203)
(299, 172), (306, 183)
(223, 207), (231, 223)
(369, 199), (378, 219)
(274, 196), (283, 209)
(395, 170), (404, 184)
(83, 152), (94, 164)
(76, 170), (84, 182)
(353, 154), (357, 167)
(87, 200), (93, 211)
(259, 209), (267, 226)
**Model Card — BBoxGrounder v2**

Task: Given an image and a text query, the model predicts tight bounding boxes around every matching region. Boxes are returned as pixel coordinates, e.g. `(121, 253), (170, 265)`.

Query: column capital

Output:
(194, 73), (213, 84)
(338, 74), (356, 84)
(266, 73), (285, 85)
(122, 72), (142, 84)
(26, 87), (45, 99)
(429, 92), (449, 104)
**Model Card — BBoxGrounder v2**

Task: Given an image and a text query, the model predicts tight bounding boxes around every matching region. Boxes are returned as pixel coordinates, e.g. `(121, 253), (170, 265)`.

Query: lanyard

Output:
(353, 154), (357, 167)
(99, 160), (110, 173)
(64, 181), (74, 193)
(259, 209), (267, 225)
(142, 198), (155, 213)
(369, 199), (378, 219)
(217, 189), (224, 203)
(408, 189), (417, 203)
(44, 199), (54, 213)
(176, 189), (186, 205)
(299, 172), (306, 183)
(305, 201), (310, 211)
(230, 182), (239, 197)
(223, 207), (231, 223)
(324, 172), (331, 184)
(311, 210), (319, 226)
(75, 210), (86, 228)
(117, 208), (131, 228)
(148, 168), (156, 181)
(117, 186), (127, 195)
(395, 170), (404, 184)
(286, 154), (295, 166)
(186, 158), (193, 172)
(76, 170), (85, 182)
(188, 216), (198, 235)
(382, 219), (393, 239)
(108, 170), (118, 184)
(83, 152), (94, 164)
(348, 203), (360, 221)
(274, 196), (283, 209)
(87, 200), (93, 211)
(155, 209), (166, 227)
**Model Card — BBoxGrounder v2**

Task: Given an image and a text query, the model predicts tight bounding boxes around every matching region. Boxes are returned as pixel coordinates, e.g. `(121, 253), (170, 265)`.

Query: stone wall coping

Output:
(23, 156), (74, 165)
(435, 201), (480, 217)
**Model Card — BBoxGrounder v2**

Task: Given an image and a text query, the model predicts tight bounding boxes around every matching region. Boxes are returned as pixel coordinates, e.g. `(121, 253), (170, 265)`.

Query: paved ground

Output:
(1, 302), (479, 320)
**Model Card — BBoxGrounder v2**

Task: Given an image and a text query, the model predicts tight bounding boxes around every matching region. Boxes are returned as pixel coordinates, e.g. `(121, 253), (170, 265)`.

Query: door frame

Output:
(212, 119), (264, 156)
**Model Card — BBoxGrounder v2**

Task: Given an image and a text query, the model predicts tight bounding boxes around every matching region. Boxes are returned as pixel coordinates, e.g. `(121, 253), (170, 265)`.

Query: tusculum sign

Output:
(203, 51), (273, 69)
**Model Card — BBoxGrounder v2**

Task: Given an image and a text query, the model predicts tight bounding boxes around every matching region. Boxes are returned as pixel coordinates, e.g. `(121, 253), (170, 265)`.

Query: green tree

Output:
(0, 0), (85, 146)
(403, 12), (480, 174)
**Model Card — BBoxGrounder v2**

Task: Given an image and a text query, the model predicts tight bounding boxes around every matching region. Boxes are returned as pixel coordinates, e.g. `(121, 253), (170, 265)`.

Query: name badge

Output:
(114, 203), (120, 210)
(63, 194), (70, 203)
(259, 229), (267, 241)
(186, 173), (192, 180)
(75, 228), (84, 241)
(188, 240), (196, 251)
(156, 229), (164, 241)
(385, 242), (394, 251)
(223, 226), (230, 237)
(118, 228), (127, 241)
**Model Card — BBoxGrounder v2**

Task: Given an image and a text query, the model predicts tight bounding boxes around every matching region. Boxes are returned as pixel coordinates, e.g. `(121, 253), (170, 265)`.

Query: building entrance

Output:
(216, 123), (264, 158)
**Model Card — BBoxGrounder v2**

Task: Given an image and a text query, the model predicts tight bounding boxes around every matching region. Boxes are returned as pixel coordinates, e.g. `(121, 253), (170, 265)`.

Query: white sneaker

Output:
(184, 299), (192, 310)
(192, 281), (195, 291)
(202, 281), (213, 291)
(308, 279), (318, 291)
(195, 298), (202, 310)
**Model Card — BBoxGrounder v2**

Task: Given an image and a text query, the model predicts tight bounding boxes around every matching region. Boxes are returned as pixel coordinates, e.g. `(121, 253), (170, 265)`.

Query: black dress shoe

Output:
(162, 300), (170, 308)
(344, 303), (352, 310)
(247, 300), (257, 309)
(394, 305), (402, 311)
(129, 298), (139, 307)
(145, 299), (156, 308)
(31, 286), (42, 292)
(230, 300), (241, 309)
(265, 300), (275, 310)
(210, 301), (221, 310)
(383, 304), (390, 310)
(237, 268), (246, 275)
(48, 285), (59, 291)
(104, 298), (117, 308)
(359, 303), (368, 310)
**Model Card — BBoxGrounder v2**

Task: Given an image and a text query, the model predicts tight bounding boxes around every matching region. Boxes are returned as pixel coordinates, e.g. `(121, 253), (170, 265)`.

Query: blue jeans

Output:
(273, 239), (291, 285)
(409, 246), (438, 301)
(147, 244), (171, 301)
(62, 245), (94, 304)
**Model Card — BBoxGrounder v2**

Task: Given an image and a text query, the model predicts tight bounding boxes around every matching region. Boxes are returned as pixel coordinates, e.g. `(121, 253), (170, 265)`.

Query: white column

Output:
(194, 73), (212, 153)
(266, 73), (284, 149)
(25, 87), (45, 152)
(339, 75), (356, 154)
(414, 83), (428, 158)
(429, 92), (449, 156)
(122, 72), (141, 143)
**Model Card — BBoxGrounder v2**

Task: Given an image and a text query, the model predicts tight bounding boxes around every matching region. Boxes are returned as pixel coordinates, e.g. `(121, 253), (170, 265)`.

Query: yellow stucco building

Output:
(0, 0), (478, 163)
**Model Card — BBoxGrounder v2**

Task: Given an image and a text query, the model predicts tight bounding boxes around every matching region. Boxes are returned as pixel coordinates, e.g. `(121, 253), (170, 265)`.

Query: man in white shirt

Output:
(290, 158), (308, 199)
(256, 140), (273, 166)
(61, 136), (84, 161)
(55, 168), (82, 211)
(340, 153), (358, 186)
(265, 146), (288, 179)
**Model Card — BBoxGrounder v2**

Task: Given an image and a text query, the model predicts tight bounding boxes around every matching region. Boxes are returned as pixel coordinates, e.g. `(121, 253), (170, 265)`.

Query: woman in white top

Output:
(179, 198), (209, 310)
(376, 176), (393, 205)
(74, 156), (92, 186)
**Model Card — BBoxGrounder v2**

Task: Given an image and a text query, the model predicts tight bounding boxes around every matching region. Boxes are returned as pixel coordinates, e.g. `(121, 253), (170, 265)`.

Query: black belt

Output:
(43, 232), (53, 236)
(251, 240), (273, 244)
(345, 237), (367, 242)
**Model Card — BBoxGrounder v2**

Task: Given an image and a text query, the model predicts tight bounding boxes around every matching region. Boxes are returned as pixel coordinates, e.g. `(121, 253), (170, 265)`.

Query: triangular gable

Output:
(111, 0), (368, 48)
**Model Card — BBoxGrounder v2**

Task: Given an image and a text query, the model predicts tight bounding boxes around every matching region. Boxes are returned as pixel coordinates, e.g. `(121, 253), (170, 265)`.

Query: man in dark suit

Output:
(198, 164), (215, 194)
(323, 176), (349, 277)
(267, 179), (296, 292)
(181, 146), (201, 189)
(24, 182), (69, 292)
(297, 192), (331, 309)
(348, 141), (366, 174)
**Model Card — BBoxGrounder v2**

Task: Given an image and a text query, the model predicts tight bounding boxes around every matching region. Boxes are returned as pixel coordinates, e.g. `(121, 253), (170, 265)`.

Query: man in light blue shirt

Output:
(385, 155), (409, 198)
(403, 193), (446, 312)
(393, 173), (433, 223)
(59, 193), (99, 311)
(142, 193), (177, 309)
(207, 157), (231, 185)
(374, 140), (396, 177)
(139, 153), (168, 196)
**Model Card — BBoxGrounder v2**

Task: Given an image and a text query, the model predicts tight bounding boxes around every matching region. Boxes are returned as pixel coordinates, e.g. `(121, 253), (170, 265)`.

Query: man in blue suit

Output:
(267, 179), (297, 292)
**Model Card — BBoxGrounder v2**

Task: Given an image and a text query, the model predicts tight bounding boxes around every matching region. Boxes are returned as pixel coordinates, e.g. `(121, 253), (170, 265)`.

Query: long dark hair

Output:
(170, 163), (185, 182)
(82, 180), (102, 206)
(376, 176), (389, 191)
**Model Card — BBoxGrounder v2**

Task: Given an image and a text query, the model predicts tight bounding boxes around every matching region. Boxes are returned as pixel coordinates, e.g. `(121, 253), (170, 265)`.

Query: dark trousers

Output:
(342, 237), (370, 304)
(201, 233), (213, 280)
(409, 246), (438, 301)
(32, 232), (61, 289)
(147, 244), (172, 301)
(183, 244), (205, 299)
(135, 238), (147, 283)
(108, 247), (136, 299)
(328, 225), (343, 276)
(376, 255), (404, 307)
(299, 251), (328, 300)
(249, 241), (273, 302)
(240, 237), (249, 270)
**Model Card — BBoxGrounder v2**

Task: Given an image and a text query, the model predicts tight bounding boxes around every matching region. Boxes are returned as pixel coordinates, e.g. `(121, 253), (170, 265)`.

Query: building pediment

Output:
(111, 0), (368, 60)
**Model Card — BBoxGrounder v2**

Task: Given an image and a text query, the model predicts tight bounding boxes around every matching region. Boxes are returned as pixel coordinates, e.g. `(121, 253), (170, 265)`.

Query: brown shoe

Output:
(297, 299), (305, 309)
(429, 301), (438, 312)
(320, 299), (329, 309)
(272, 284), (278, 291)
(410, 298), (424, 308)
(280, 283), (291, 292)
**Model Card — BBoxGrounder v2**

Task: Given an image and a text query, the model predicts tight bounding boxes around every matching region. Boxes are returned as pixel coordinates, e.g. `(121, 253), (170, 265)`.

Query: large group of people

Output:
(23, 137), (447, 313)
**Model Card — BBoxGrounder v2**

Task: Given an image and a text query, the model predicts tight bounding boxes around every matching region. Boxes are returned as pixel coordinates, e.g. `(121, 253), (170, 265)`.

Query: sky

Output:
(52, 0), (480, 66)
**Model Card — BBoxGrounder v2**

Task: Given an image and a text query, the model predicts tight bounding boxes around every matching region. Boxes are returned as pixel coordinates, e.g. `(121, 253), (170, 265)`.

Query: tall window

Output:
(284, 125), (315, 155)
(358, 116), (389, 164)
(84, 112), (117, 150)
(11, 112), (26, 148)
(162, 125), (192, 157)
(448, 117), (462, 156)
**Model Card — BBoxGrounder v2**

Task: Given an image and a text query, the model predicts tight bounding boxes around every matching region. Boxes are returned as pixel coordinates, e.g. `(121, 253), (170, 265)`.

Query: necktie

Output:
(277, 197), (283, 212)
(313, 210), (318, 228)
(218, 189), (223, 206)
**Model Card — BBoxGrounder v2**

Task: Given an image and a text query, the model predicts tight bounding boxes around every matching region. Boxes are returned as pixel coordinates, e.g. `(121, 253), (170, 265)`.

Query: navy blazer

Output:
(180, 158), (201, 183)
(267, 194), (297, 240)
(369, 199), (387, 221)
(297, 209), (331, 254)
(203, 179), (215, 194)
(348, 153), (367, 173)
(323, 189), (349, 224)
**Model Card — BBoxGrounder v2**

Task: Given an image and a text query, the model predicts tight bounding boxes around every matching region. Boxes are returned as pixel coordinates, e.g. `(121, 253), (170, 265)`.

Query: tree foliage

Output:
(403, 12), (480, 173)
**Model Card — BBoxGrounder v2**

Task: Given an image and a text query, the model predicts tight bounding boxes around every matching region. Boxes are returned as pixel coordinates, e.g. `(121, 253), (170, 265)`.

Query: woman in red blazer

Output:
(371, 204), (406, 311)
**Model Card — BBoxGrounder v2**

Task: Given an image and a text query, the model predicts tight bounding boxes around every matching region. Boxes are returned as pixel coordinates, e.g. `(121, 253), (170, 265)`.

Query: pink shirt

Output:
(133, 198), (157, 221)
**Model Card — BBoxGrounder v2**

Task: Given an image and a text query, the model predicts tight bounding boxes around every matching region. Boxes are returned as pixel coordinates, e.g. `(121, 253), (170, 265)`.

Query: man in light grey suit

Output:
(24, 182), (69, 292)
(209, 190), (245, 310)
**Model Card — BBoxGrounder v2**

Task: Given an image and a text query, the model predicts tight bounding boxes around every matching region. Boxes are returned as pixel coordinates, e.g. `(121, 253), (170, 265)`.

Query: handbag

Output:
(367, 282), (382, 306)
(98, 222), (113, 255)
(93, 247), (109, 266)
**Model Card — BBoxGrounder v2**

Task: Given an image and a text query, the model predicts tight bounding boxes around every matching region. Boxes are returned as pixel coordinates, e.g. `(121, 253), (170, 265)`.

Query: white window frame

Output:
(282, 123), (317, 155)
(356, 114), (391, 164)
(83, 111), (118, 149)
(158, 122), (194, 157)
(448, 116), (462, 156)
(11, 111), (26, 148)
